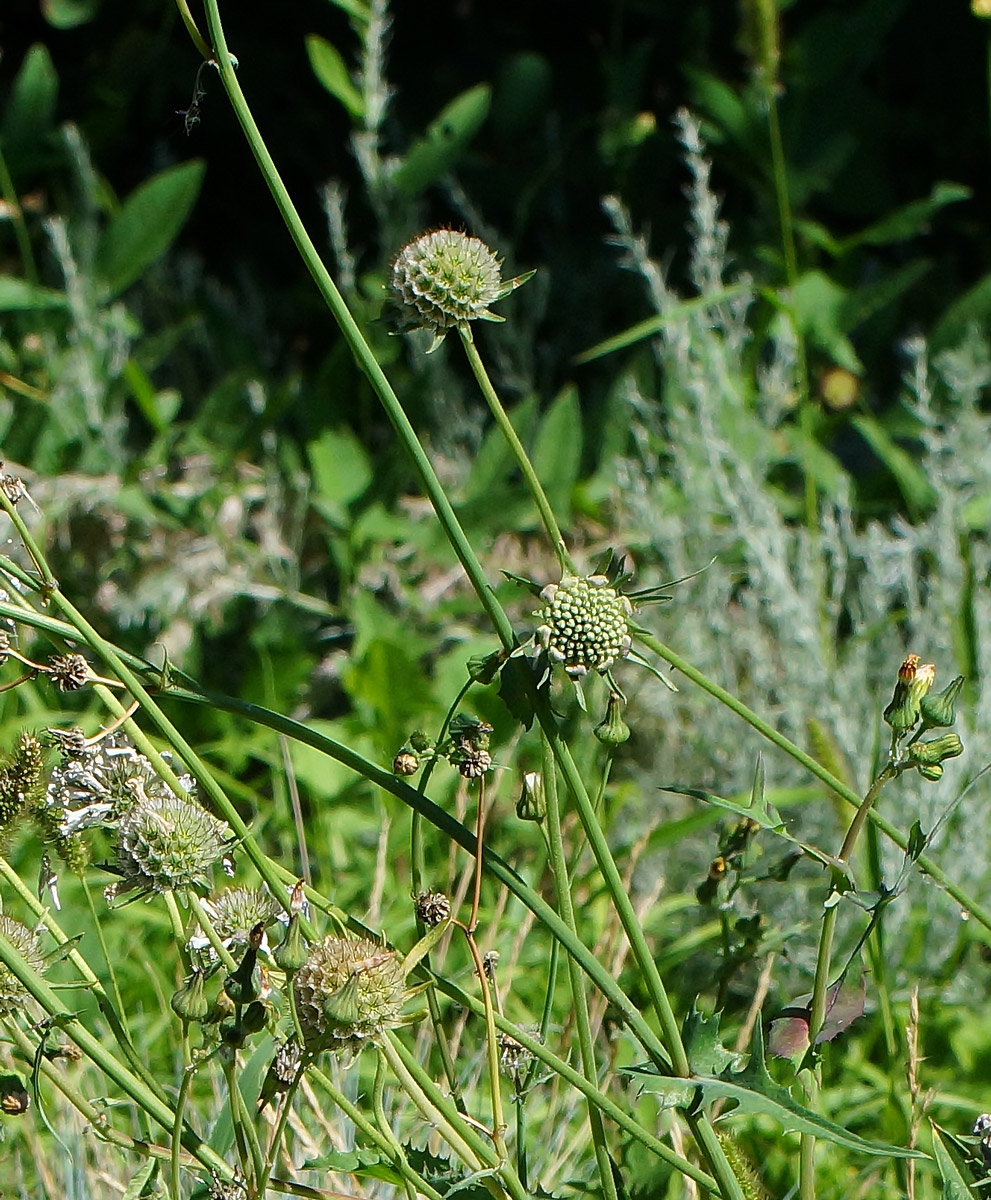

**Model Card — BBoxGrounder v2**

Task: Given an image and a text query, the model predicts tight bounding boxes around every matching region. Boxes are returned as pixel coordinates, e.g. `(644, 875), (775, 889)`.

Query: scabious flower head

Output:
(201, 887), (280, 949)
(0, 916), (45, 1017)
(111, 786), (233, 899)
(293, 936), (412, 1058)
(391, 229), (532, 352)
(535, 575), (633, 681)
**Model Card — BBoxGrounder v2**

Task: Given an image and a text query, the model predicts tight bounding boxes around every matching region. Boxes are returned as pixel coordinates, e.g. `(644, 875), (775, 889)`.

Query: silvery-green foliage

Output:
(604, 111), (991, 985)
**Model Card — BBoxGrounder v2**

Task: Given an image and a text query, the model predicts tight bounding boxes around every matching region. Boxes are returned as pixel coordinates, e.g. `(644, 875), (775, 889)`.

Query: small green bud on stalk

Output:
(241, 1000), (269, 1036)
(595, 692), (631, 746)
(224, 923), (264, 1006)
(171, 969), (210, 1023)
(908, 733), (964, 767)
(920, 674), (965, 728)
(273, 913), (309, 974)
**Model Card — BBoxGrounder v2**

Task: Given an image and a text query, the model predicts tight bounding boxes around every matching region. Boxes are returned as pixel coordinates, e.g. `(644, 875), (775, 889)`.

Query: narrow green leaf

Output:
(0, 278), (66, 311)
(1, 44), (58, 146)
(850, 414), (937, 514)
(95, 160), (206, 299)
(393, 84), (491, 196)
(841, 182), (971, 251)
(659, 782), (851, 878)
(931, 1125), (979, 1200)
(305, 35), (364, 120)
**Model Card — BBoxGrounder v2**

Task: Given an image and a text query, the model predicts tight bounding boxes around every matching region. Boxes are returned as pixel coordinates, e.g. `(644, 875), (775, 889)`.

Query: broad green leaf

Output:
(308, 426), (373, 525)
(788, 270), (862, 374)
(1, 45), (58, 147)
(305, 1148), (403, 1184)
(629, 1024), (927, 1160)
(95, 160), (206, 299)
(393, 84), (491, 196)
(931, 1124), (979, 1200)
(208, 1035), (273, 1156)
(532, 384), (581, 520)
(850, 414), (936, 514)
(0, 278), (66, 311)
(305, 35), (364, 120)
(682, 1006), (743, 1076)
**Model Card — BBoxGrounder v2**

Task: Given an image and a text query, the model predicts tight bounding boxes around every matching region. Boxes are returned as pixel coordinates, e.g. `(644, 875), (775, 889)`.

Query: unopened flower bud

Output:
(241, 1000), (269, 1035)
(920, 675), (964, 728)
(917, 762), (943, 782)
(224, 924), (264, 1006)
(908, 733), (963, 768)
(883, 655), (935, 734)
(594, 692), (631, 747)
(516, 772), (545, 822)
(273, 913), (309, 974)
(171, 970), (210, 1023)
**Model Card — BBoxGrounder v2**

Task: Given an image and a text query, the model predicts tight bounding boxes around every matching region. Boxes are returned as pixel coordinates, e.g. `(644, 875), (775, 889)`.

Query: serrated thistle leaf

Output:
(626, 1023), (926, 1159)
(682, 1006), (744, 1076)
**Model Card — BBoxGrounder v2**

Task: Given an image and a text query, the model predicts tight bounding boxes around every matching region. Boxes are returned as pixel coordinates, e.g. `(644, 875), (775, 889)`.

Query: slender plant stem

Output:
(0, 925), (232, 1177)
(799, 762), (898, 1200)
(459, 330), (574, 575)
(541, 735), (620, 1200)
(377, 1032), (489, 1176)
(307, 1061), (447, 1200)
(0, 855), (171, 1106)
(457, 922), (509, 1161)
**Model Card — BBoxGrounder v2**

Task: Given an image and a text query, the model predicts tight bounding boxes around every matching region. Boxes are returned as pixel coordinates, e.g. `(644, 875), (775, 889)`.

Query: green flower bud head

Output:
(908, 733), (964, 767)
(917, 762), (943, 782)
(535, 575), (633, 682)
(919, 674), (964, 728)
(391, 229), (533, 352)
(0, 917), (45, 1017)
(294, 936), (412, 1057)
(113, 787), (233, 898)
(595, 692), (631, 747)
(882, 654), (935, 734)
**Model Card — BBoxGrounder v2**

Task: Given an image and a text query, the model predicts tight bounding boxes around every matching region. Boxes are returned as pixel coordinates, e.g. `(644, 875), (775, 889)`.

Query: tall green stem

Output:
(459, 331), (574, 575)
(799, 762), (898, 1200)
(541, 736), (619, 1200)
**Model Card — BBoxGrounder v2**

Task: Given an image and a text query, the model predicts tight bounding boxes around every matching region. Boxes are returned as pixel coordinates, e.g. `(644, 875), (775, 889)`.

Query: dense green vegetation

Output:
(2, 2), (991, 1198)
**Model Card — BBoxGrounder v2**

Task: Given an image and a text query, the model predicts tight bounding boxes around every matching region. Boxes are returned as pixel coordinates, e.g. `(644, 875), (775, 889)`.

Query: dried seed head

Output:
(293, 936), (411, 1056)
(498, 1028), (541, 1087)
(113, 791), (233, 897)
(46, 654), (90, 692)
(414, 890), (452, 926)
(392, 230), (505, 346)
(535, 575), (633, 680)
(0, 916), (45, 1017)
(0, 1074), (29, 1116)
(452, 746), (492, 778)
(393, 749), (420, 777)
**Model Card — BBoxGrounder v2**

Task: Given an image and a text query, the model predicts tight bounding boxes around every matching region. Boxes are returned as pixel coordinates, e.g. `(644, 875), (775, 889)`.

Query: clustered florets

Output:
(112, 790), (233, 899)
(390, 229), (531, 352)
(534, 575), (633, 681)
(293, 936), (412, 1057)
